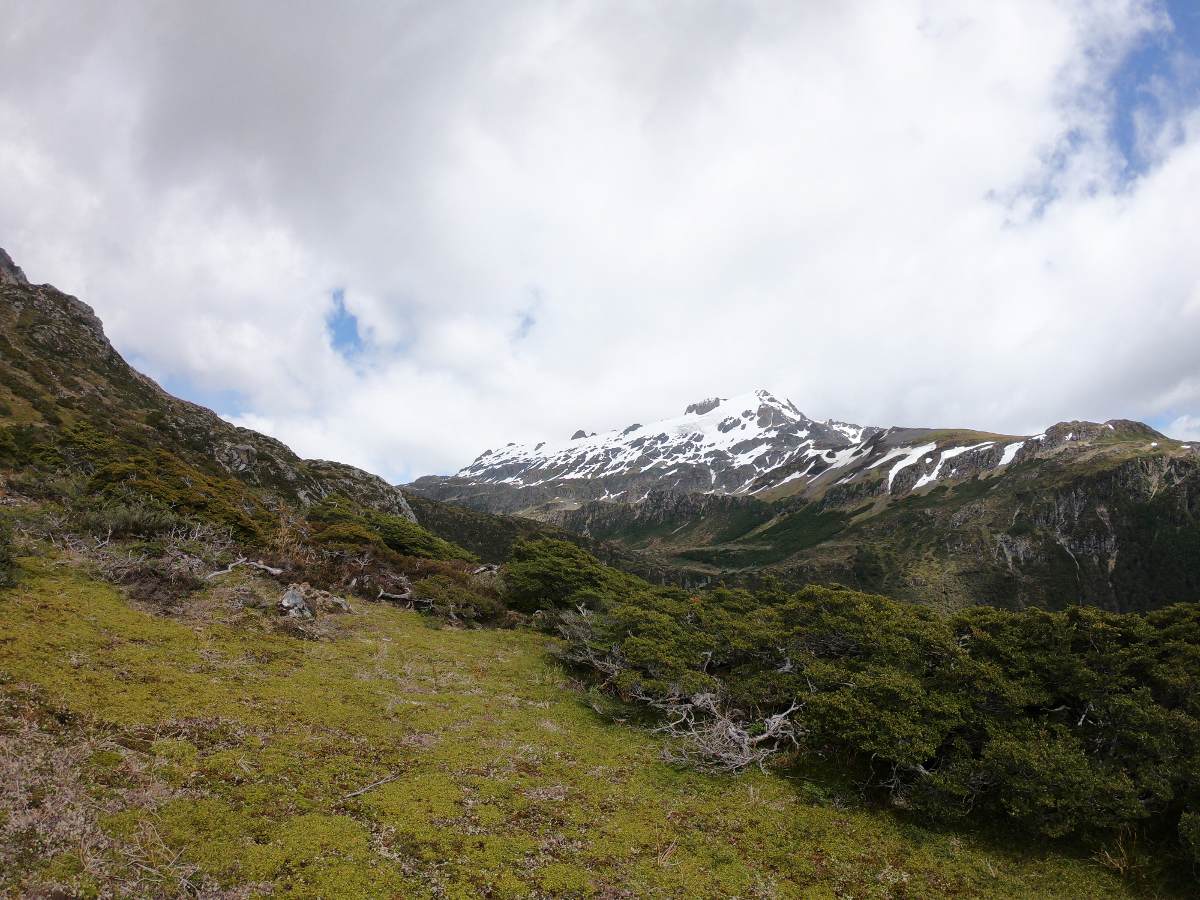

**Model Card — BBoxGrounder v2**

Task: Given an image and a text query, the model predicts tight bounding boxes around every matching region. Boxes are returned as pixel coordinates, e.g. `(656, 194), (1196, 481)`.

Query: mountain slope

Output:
(413, 390), (884, 513)
(0, 248), (720, 585)
(416, 391), (835, 512)
(0, 257), (417, 525)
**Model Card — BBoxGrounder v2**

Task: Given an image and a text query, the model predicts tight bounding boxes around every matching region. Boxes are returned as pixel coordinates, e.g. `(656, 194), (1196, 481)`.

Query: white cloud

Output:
(1, 0), (1198, 482)
(1168, 414), (1200, 442)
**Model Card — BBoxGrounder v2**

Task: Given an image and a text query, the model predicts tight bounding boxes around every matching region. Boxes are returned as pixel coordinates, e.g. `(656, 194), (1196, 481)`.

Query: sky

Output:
(2, 0), (1200, 483)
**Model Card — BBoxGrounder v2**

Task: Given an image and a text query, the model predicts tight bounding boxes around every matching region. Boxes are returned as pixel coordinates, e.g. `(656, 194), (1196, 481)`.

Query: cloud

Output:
(1168, 414), (1200, 442)
(2, 0), (1199, 482)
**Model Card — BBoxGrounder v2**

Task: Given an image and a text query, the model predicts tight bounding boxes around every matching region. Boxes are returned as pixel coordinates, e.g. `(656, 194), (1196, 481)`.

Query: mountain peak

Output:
(0, 248), (29, 286)
(684, 390), (805, 419)
(437, 387), (879, 509)
(410, 385), (1196, 518)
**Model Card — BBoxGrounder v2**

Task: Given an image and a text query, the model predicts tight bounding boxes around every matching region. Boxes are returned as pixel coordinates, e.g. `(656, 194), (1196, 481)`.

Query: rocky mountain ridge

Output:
(408, 389), (1194, 519)
(0, 249), (415, 522)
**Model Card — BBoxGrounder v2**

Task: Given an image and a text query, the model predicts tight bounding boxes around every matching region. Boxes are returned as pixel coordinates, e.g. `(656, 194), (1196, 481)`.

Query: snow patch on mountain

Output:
(887, 443), (939, 490)
(999, 441), (1025, 467)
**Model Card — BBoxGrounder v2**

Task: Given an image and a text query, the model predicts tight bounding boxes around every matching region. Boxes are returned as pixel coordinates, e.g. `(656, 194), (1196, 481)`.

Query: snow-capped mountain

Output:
(410, 389), (1189, 516)
(457, 390), (881, 494)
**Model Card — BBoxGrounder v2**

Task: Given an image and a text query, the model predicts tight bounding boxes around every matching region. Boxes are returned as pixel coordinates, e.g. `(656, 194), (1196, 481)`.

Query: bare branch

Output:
(205, 557), (247, 580)
(205, 557), (283, 581)
(636, 689), (803, 773)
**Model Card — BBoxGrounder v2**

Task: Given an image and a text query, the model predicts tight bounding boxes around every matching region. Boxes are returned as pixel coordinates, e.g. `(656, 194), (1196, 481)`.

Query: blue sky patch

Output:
(1108, 1), (1200, 177)
(327, 289), (364, 358)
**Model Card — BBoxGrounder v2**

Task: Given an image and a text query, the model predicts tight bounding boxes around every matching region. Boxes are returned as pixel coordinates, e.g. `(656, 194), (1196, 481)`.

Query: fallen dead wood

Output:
(206, 558), (284, 580)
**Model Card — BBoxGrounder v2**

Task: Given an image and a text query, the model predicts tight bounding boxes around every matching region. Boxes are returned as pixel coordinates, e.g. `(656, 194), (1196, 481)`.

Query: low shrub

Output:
(368, 513), (475, 562)
(554, 544), (1200, 872)
(108, 560), (204, 610)
(76, 500), (185, 539)
(306, 497), (475, 562)
(411, 574), (506, 623)
(311, 521), (382, 548)
(504, 538), (631, 613)
(89, 450), (270, 540)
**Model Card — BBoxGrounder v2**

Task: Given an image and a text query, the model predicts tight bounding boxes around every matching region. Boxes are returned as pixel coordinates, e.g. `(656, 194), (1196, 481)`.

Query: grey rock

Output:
(279, 585), (314, 619)
(324, 594), (353, 613)
(0, 248), (28, 286)
(215, 443), (258, 473)
(685, 397), (722, 416)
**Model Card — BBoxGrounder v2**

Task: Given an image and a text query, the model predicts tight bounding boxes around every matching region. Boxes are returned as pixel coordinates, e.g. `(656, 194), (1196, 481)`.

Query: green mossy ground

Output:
(0, 556), (1148, 898)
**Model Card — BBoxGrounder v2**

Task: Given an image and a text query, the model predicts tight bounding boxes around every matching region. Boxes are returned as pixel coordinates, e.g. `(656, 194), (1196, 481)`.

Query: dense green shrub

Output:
(368, 513), (475, 562)
(306, 497), (475, 562)
(504, 539), (631, 613)
(311, 521), (382, 548)
(1180, 810), (1200, 864)
(553, 543), (1200, 869)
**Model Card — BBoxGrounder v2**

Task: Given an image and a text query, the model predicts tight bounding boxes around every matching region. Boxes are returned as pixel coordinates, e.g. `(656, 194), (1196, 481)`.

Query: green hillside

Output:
(0, 554), (1155, 898)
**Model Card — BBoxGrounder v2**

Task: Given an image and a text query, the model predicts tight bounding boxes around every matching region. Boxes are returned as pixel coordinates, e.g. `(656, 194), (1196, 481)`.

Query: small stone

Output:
(279, 584), (313, 619)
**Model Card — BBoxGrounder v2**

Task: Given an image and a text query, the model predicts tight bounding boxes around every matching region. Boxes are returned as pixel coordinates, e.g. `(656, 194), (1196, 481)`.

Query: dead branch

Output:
(640, 690), (804, 773)
(377, 588), (413, 602)
(340, 771), (402, 801)
(555, 605), (803, 772)
(205, 557), (284, 581)
(205, 557), (247, 580)
(554, 604), (628, 680)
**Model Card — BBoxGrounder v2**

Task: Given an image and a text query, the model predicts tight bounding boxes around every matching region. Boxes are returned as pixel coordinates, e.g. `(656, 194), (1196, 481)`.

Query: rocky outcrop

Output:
(301, 460), (415, 521)
(685, 397), (722, 416)
(786, 451), (1200, 614)
(0, 248), (28, 286)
